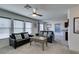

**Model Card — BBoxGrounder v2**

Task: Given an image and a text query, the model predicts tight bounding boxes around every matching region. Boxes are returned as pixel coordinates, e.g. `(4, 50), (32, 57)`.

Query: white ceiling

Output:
(0, 4), (78, 22)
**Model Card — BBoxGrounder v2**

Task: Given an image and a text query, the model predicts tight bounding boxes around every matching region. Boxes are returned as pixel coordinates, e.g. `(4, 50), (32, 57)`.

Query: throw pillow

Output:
(24, 33), (29, 39)
(43, 32), (47, 37)
(48, 32), (51, 37)
(15, 34), (22, 39)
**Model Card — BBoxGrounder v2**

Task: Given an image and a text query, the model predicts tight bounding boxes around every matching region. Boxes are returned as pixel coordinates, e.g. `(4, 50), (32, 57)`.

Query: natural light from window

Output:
(14, 20), (24, 33)
(25, 22), (32, 34)
(0, 18), (11, 39)
(40, 24), (44, 31)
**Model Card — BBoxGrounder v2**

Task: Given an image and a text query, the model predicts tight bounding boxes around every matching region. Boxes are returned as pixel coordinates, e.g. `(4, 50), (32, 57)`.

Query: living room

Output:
(0, 4), (79, 54)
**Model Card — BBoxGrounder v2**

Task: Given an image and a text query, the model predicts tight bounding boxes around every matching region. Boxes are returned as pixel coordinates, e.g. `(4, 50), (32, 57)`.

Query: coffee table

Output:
(30, 36), (48, 51)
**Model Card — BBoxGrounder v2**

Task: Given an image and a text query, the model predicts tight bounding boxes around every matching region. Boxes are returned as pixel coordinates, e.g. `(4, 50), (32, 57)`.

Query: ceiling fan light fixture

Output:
(32, 13), (37, 17)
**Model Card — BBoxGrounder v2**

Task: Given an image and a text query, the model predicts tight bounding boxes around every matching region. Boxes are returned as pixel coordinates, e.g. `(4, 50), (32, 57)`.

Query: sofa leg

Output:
(9, 43), (11, 46)
(13, 46), (16, 49)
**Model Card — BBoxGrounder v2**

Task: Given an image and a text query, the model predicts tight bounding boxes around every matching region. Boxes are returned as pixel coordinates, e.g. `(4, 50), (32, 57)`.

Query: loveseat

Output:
(36, 31), (54, 43)
(9, 32), (30, 49)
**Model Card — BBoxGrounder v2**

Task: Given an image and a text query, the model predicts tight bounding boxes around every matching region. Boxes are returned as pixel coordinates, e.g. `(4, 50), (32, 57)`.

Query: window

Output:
(47, 24), (52, 31)
(40, 24), (44, 31)
(14, 20), (24, 33)
(0, 17), (11, 39)
(25, 22), (32, 34)
(55, 24), (61, 32)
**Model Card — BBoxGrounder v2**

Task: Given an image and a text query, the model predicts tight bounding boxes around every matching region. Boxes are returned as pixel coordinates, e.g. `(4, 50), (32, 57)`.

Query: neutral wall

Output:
(68, 6), (79, 52)
(0, 9), (39, 35)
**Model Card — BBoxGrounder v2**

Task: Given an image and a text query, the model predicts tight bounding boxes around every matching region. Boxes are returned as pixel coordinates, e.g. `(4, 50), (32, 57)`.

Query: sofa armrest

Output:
(29, 34), (34, 37)
(9, 37), (16, 47)
(9, 35), (16, 41)
(35, 33), (39, 36)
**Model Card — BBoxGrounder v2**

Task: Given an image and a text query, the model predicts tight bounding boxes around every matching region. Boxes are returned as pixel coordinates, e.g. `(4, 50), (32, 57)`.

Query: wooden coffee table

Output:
(30, 36), (48, 51)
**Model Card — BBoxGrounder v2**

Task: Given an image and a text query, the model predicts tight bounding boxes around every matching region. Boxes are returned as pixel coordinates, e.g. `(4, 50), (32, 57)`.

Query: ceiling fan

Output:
(32, 8), (42, 16)
(24, 4), (43, 17)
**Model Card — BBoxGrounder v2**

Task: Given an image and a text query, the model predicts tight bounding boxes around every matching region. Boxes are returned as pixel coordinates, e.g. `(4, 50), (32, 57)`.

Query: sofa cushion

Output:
(16, 38), (26, 42)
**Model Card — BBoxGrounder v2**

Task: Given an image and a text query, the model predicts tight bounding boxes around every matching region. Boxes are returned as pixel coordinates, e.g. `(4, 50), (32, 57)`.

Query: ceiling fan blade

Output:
(32, 8), (42, 17)
(36, 13), (43, 16)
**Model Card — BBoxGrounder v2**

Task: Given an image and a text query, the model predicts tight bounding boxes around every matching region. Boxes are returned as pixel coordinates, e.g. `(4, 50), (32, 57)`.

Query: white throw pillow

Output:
(15, 34), (22, 39)
(24, 33), (29, 38)
(48, 32), (51, 37)
(43, 32), (47, 37)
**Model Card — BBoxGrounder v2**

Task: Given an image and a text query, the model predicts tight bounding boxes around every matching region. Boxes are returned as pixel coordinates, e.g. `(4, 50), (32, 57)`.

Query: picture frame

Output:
(73, 17), (79, 33)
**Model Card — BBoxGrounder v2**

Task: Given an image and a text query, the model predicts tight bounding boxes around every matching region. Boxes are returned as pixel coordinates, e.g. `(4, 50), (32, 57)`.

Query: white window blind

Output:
(14, 20), (24, 33)
(0, 17), (11, 39)
(40, 24), (44, 31)
(25, 22), (32, 34)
